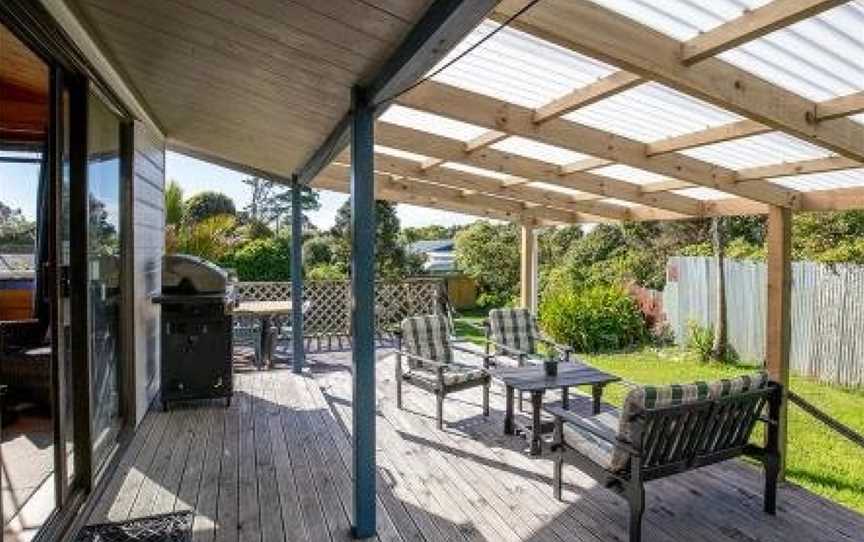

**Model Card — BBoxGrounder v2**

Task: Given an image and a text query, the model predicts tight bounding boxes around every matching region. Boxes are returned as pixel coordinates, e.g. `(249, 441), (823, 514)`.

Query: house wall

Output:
(130, 121), (164, 423)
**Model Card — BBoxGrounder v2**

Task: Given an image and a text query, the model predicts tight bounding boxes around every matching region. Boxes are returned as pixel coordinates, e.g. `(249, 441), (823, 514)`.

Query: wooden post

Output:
(765, 205), (791, 478)
(350, 85), (376, 538)
(520, 223), (537, 311)
(291, 175), (305, 374)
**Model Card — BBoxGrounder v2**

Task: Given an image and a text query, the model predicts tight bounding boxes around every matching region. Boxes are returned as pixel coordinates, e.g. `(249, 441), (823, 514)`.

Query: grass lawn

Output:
(453, 312), (864, 515)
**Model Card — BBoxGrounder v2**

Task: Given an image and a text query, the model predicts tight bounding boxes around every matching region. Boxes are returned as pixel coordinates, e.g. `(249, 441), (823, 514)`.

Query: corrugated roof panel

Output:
(720, 2), (864, 101)
(431, 21), (616, 108)
(768, 168), (864, 192)
(592, 164), (669, 185)
(380, 105), (486, 142)
(673, 187), (735, 200)
(565, 82), (741, 142)
(441, 162), (516, 181)
(587, 0), (769, 41)
(491, 136), (591, 165)
(681, 132), (833, 169)
(600, 198), (640, 207)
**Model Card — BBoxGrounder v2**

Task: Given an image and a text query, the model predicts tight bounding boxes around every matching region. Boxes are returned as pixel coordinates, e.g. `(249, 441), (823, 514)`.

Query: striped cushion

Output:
(405, 367), (486, 388)
(609, 372), (768, 472)
(401, 315), (452, 369)
(488, 308), (539, 356)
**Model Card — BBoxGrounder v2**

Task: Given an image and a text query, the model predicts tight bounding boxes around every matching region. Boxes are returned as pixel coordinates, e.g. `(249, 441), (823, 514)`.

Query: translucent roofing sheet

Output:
(673, 187), (735, 200)
(379, 105), (486, 142)
(528, 181), (592, 198)
(600, 198), (639, 207)
(592, 164), (669, 185)
(768, 168), (864, 192)
(441, 161), (515, 181)
(565, 82), (741, 142)
(681, 132), (833, 169)
(588, 1), (864, 102)
(491, 136), (591, 165)
(430, 21), (616, 109)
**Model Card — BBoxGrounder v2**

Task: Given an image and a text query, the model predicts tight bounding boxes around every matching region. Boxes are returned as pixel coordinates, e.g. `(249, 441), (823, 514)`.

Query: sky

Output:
(1, 151), (482, 231)
(165, 152), (479, 231)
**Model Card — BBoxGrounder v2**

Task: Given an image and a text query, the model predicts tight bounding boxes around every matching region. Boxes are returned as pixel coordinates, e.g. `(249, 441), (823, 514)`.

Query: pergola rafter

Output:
(397, 80), (801, 207)
(680, 0), (848, 65)
(492, 0), (864, 164)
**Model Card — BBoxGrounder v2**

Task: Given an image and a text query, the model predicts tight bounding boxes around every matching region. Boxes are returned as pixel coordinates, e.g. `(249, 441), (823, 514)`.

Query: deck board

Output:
(88, 347), (864, 541)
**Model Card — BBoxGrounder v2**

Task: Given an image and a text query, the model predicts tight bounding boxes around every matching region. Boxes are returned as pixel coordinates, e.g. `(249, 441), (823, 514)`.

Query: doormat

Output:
(74, 511), (194, 542)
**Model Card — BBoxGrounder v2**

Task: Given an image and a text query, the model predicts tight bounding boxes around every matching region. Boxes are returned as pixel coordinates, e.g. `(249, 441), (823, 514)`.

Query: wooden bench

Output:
(547, 374), (782, 542)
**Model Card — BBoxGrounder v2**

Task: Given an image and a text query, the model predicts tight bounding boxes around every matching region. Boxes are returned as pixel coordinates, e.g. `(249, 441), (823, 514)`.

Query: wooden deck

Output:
(89, 346), (864, 541)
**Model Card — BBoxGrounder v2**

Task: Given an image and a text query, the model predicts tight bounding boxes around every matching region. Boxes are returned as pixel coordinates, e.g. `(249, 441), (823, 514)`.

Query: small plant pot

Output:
(544, 360), (558, 377)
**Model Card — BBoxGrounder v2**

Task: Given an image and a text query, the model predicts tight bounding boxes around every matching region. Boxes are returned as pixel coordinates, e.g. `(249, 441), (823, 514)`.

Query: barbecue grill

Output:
(153, 254), (235, 410)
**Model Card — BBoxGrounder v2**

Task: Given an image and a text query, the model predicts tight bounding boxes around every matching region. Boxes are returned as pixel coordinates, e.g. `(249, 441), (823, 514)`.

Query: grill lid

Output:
(161, 254), (230, 295)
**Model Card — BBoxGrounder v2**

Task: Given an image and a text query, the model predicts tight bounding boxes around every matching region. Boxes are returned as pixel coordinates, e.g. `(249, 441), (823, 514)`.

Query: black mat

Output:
(74, 512), (194, 542)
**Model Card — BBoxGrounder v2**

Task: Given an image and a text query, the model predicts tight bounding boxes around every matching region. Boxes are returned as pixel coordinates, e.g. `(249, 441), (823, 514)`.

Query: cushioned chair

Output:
(485, 307), (573, 409)
(232, 315), (262, 367)
(548, 372), (782, 542)
(395, 314), (491, 429)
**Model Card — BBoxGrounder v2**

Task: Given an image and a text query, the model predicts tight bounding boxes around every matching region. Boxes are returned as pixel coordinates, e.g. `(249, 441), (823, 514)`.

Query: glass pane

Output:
(0, 22), (56, 540)
(86, 94), (123, 471)
(61, 88), (74, 487)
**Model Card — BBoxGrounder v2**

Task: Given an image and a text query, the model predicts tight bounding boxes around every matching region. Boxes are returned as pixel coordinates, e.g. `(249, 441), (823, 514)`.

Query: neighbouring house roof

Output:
(0, 253), (35, 279)
(407, 239), (455, 254)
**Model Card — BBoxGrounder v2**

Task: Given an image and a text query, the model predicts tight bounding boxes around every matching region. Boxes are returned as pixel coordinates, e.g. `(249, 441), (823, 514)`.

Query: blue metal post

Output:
(291, 175), (305, 374)
(350, 85), (377, 538)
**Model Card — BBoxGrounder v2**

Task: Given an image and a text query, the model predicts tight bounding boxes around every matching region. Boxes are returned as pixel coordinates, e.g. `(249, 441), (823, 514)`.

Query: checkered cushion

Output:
(405, 367), (486, 388)
(488, 308), (540, 356)
(608, 372), (768, 472)
(401, 315), (452, 369)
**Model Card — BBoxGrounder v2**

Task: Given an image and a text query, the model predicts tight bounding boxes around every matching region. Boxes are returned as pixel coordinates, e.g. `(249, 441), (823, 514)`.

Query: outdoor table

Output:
(234, 301), (292, 369)
(491, 362), (621, 455)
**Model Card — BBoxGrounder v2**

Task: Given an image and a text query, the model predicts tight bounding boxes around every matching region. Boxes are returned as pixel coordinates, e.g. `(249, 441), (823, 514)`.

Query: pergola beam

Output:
(681, 0), (847, 65)
(294, 0), (497, 185)
(494, 0), (864, 164)
(376, 122), (703, 217)
(398, 80), (798, 207)
(533, 71), (642, 123)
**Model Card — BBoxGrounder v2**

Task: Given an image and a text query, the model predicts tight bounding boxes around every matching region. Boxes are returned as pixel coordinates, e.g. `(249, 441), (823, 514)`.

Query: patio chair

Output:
(485, 307), (573, 409)
(232, 315), (262, 367)
(394, 314), (491, 430)
(0, 319), (52, 408)
(547, 372), (782, 542)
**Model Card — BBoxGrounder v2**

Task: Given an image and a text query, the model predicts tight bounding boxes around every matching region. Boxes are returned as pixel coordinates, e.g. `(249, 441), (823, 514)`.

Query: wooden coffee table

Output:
(492, 363), (620, 455)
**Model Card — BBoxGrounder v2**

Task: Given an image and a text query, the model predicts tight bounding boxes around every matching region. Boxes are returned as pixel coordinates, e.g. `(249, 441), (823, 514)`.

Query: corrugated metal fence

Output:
(663, 256), (864, 387)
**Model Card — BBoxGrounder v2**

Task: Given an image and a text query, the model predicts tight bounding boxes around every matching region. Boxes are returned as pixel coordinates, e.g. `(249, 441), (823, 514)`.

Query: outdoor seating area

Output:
(87, 346), (864, 542)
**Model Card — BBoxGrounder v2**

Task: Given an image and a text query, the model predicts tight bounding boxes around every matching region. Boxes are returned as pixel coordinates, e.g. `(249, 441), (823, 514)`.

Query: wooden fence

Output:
(663, 256), (864, 387)
(236, 278), (447, 338)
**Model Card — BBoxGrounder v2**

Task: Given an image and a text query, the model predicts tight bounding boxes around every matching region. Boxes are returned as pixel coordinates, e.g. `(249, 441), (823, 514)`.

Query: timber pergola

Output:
(298, 0), (864, 527)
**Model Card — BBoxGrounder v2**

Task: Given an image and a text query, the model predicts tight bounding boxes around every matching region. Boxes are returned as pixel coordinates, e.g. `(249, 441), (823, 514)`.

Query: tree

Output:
(400, 224), (451, 244)
(184, 191), (236, 223)
(0, 201), (35, 248)
(331, 199), (411, 278)
(241, 177), (320, 233)
(454, 221), (521, 306)
(710, 217), (728, 361)
(164, 179), (184, 226)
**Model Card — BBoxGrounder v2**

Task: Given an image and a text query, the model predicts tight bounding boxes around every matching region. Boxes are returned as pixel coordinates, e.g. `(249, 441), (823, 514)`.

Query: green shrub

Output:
(307, 263), (346, 280)
(686, 320), (714, 363)
(221, 237), (291, 281)
(303, 235), (336, 269)
(539, 280), (647, 353)
(184, 191), (236, 223)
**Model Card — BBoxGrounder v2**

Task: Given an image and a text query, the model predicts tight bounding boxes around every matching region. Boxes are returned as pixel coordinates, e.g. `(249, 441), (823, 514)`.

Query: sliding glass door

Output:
(86, 93), (123, 471)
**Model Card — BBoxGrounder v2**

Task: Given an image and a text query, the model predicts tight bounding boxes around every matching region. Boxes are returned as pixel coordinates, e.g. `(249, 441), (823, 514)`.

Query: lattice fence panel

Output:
(235, 279), (446, 337)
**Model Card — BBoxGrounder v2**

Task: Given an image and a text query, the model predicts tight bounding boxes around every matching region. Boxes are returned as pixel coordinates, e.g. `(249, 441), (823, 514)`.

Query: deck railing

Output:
(236, 278), (447, 338)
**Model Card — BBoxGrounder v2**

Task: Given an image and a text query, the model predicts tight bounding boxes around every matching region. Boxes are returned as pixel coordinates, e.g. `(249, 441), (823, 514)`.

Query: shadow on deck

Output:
(87, 347), (864, 541)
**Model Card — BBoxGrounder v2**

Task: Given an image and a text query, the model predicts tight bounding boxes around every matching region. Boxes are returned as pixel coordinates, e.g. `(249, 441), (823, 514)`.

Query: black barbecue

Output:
(153, 254), (235, 411)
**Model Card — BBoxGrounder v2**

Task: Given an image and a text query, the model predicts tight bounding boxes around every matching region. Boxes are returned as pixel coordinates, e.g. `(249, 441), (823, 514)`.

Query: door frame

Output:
(0, 2), (137, 539)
